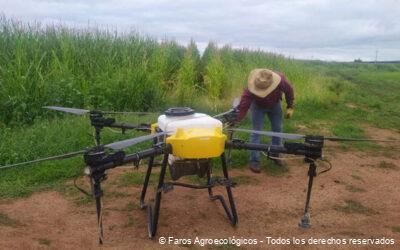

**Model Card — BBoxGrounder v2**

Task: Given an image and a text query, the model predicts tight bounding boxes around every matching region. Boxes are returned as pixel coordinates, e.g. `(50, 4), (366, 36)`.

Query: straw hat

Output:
(247, 69), (281, 98)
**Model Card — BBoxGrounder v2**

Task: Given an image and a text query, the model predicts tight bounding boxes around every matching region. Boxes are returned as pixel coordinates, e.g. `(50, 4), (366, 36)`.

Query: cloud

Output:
(1, 0), (399, 61)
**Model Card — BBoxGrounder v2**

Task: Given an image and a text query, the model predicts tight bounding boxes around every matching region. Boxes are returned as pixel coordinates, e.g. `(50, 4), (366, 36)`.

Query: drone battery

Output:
(169, 159), (211, 181)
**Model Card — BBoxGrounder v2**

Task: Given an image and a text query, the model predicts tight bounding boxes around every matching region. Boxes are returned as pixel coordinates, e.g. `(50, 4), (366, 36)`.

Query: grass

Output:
(108, 191), (131, 199)
(55, 182), (94, 206)
(38, 238), (52, 246)
(351, 175), (363, 181)
(345, 185), (366, 193)
(335, 200), (374, 215)
(377, 161), (398, 170)
(73, 194), (93, 206)
(182, 174), (258, 186)
(116, 171), (160, 187)
(123, 215), (135, 228)
(261, 158), (289, 177)
(0, 115), (154, 198)
(0, 212), (22, 227)
(392, 226), (400, 233)
(231, 175), (259, 185)
(1, 17), (399, 199)
(125, 201), (135, 211)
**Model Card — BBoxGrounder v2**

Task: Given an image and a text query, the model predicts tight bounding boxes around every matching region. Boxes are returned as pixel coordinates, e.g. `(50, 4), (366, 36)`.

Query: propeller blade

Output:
(101, 111), (158, 116)
(44, 106), (157, 116)
(214, 98), (240, 118)
(104, 132), (168, 150)
(0, 150), (86, 170)
(232, 98), (240, 108)
(213, 110), (233, 118)
(43, 106), (90, 115)
(324, 136), (400, 142)
(230, 128), (306, 140)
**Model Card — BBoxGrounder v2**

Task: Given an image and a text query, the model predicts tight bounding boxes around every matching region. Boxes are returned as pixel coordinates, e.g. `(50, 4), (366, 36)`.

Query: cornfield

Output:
(0, 17), (337, 127)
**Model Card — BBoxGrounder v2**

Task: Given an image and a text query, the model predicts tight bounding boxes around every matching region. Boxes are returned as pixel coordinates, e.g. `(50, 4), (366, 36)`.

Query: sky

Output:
(1, 0), (400, 61)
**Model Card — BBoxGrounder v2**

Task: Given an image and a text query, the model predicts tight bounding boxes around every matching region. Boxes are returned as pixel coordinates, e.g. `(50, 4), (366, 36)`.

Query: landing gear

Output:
(140, 152), (238, 238)
(299, 161), (317, 229)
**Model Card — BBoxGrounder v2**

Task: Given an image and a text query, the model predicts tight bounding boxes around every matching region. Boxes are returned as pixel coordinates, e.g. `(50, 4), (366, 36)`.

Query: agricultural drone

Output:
(1, 104), (398, 244)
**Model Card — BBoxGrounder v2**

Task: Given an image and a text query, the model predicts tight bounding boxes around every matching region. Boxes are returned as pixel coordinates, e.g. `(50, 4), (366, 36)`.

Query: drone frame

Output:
(84, 139), (239, 242)
(3, 106), (398, 244)
(81, 131), (327, 243)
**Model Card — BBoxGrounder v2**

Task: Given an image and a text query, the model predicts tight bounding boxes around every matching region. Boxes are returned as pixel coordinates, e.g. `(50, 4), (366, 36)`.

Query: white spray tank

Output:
(157, 107), (223, 180)
(157, 107), (222, 133)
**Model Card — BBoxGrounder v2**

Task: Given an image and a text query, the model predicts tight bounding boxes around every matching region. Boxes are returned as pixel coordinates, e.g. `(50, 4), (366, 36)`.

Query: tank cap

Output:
(165, 107), (195, 117)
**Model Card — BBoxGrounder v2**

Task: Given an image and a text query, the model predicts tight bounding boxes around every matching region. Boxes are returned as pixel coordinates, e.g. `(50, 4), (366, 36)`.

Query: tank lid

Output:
(164, 107), (195, 117)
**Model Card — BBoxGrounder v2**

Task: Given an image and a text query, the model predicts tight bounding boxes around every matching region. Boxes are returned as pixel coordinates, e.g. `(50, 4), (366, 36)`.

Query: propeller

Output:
(0, 132), (168, 170)
(230, 128), (400, 142)
(43, 106), (157, 116)
(232, 97), (240, 109)
(104, 132), (168, 150)
(231, 128), (305, 140)
(213, 98), (240, 118)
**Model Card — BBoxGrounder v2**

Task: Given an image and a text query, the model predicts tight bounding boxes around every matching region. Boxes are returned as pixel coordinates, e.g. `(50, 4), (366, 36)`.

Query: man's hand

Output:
(224, 108), (239, 125)
(285, 108), (294, 119)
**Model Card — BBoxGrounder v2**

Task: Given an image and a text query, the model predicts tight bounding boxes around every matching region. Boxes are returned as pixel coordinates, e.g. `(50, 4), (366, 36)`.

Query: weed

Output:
(108, 191), (131, 199)
(73, 195), (93, 206)
(123, 216), (135, 228)
(116, 171), (159, 187)
(377, 161), (398, 170)
(38, 238), (51, 246)
(345, 185), (365, 193)
(125, 201), (135, 211)
(335, 200), (374, 215)
(0, 213), (21, 227)
(262, 160), (289, 177)
(231, 175), (259, 185)
(351, 175), (363, 181)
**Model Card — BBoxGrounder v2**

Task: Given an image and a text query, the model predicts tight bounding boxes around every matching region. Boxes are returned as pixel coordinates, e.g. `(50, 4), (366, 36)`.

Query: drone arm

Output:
(122, 144), (168, 166)
(226, 139), (323, 159)
(225, 140), (287, 155)
(91, 143), (170, 173)
(89, 114), (150, 142)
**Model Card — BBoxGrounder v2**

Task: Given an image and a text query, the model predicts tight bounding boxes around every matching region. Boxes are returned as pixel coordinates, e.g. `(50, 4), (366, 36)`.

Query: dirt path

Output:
(1, 141), (399, 249)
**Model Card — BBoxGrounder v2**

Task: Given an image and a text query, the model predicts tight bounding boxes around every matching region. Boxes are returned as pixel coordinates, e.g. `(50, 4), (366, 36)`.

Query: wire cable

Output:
(261, 151), (304, 160)
(261, 152), (332, 175)
(316, 158), (333, 175)
(73, 175), (92, 197)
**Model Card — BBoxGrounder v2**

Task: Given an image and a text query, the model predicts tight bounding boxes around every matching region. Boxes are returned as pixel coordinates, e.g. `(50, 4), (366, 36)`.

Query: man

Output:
(236, 68), (294, 173)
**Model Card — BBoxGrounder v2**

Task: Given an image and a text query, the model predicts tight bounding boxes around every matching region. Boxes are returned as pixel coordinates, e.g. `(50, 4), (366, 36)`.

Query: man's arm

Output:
(236, 89), (253, 122)
(280, 75), (294, 109)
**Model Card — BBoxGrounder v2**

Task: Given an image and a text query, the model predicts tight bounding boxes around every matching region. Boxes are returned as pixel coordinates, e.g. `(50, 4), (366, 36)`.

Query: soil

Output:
(1, 130), (399, 249)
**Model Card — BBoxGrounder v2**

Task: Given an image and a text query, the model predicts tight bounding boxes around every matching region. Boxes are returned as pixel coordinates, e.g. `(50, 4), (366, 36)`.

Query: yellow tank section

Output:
(150, 123), (158, 134)
(166, 127), (226, 158)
